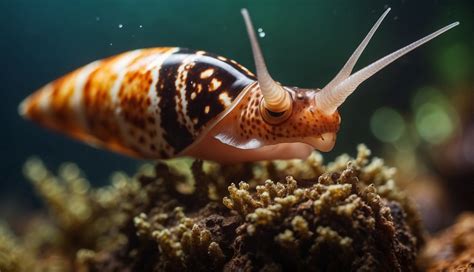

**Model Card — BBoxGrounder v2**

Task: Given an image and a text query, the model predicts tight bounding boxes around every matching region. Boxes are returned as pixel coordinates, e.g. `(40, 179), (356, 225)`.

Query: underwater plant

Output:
(0, 145), (430, 271)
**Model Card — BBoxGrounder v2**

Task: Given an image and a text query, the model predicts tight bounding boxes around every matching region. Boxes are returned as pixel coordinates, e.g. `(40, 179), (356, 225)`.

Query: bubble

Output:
(139, 25), (143, 28)
(118, 24), (123, 28)
(95, 16), (100, 21)
(109, 42), (113, 46)
(257, 27), (266, 38)
(370, 107), (405, 143)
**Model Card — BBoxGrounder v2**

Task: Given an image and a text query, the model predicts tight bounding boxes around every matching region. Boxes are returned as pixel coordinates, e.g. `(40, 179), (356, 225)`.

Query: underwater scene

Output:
(1, 0), (473, 271)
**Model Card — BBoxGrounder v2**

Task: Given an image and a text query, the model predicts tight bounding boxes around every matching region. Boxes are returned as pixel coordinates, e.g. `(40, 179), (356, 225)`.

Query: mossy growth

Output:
(0, 144), (425, 272)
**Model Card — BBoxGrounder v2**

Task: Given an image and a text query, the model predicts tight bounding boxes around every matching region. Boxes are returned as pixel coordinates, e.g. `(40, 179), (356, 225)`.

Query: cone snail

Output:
(19, 8), (458, 163)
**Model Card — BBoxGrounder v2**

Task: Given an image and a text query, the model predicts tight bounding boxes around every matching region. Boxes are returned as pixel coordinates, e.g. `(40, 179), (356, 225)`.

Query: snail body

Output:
(20, 8), (458, 163)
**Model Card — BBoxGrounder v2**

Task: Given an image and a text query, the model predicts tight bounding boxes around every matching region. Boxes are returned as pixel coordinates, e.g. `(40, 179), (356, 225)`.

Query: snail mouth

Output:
(301, 133), (337, 152)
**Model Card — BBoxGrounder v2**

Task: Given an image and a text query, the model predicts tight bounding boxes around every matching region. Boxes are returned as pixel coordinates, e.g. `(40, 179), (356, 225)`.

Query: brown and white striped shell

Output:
(20, 48), (259, 159)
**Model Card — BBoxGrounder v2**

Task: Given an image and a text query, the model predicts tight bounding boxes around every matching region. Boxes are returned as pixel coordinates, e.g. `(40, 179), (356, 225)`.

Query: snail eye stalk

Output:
(241, 8), (292, 114)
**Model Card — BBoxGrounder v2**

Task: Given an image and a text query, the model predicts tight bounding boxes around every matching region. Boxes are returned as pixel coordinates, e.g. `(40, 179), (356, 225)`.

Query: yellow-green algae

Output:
(0, 145), (425, 272)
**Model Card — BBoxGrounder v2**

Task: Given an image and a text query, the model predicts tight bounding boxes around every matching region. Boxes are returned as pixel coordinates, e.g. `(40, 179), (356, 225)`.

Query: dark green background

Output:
(0, 0), (472, 217)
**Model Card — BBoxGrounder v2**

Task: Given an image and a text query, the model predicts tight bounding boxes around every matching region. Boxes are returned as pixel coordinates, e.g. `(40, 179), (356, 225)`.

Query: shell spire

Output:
(316, 8), (459, 115)
(241, 8), (291, 113)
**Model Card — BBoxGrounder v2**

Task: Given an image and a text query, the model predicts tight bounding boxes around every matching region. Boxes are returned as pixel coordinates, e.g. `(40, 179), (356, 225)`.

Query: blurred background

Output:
(0, 0), (472, 232)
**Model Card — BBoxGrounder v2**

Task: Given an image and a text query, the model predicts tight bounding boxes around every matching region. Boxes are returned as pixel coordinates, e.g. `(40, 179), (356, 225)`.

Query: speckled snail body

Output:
(19, 8), (458, 163)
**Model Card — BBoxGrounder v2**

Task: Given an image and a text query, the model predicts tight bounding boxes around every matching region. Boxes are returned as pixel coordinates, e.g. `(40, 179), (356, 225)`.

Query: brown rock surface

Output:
(420, 213), (474, 271)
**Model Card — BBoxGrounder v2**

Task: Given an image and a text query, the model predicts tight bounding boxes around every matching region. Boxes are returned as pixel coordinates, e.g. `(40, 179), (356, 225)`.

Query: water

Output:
(0, 0), (472, 218)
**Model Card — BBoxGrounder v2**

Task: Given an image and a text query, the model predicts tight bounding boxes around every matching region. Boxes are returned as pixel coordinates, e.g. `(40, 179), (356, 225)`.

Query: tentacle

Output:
(316, 10), (459, 115)
(322, 8), (391, 93)
(241, 8), (291, 113)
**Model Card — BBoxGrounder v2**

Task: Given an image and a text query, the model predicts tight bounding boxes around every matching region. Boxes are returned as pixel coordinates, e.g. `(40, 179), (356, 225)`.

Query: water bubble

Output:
(257, 28), (266, 38)
(139, 25), (143, 28)
(95, 16), (100, 21)
(109, 42), (113, 46)
(118, 24), (123, 29)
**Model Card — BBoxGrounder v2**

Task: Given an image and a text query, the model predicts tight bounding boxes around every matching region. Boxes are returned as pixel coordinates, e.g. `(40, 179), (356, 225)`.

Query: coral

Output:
(419, 213), (474, 271)
(220, 160), (421, 271)
(21, 158), (135, 254)
(2, 144), (424, 271)
(0, 224), (34, 272)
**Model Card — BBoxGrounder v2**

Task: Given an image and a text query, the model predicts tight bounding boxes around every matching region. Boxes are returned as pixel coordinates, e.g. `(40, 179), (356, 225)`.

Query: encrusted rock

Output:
(0, 145), (425, 271)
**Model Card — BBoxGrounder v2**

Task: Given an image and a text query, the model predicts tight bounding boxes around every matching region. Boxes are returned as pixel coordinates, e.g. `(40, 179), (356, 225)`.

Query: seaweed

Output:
(0, 145), (424, 271)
